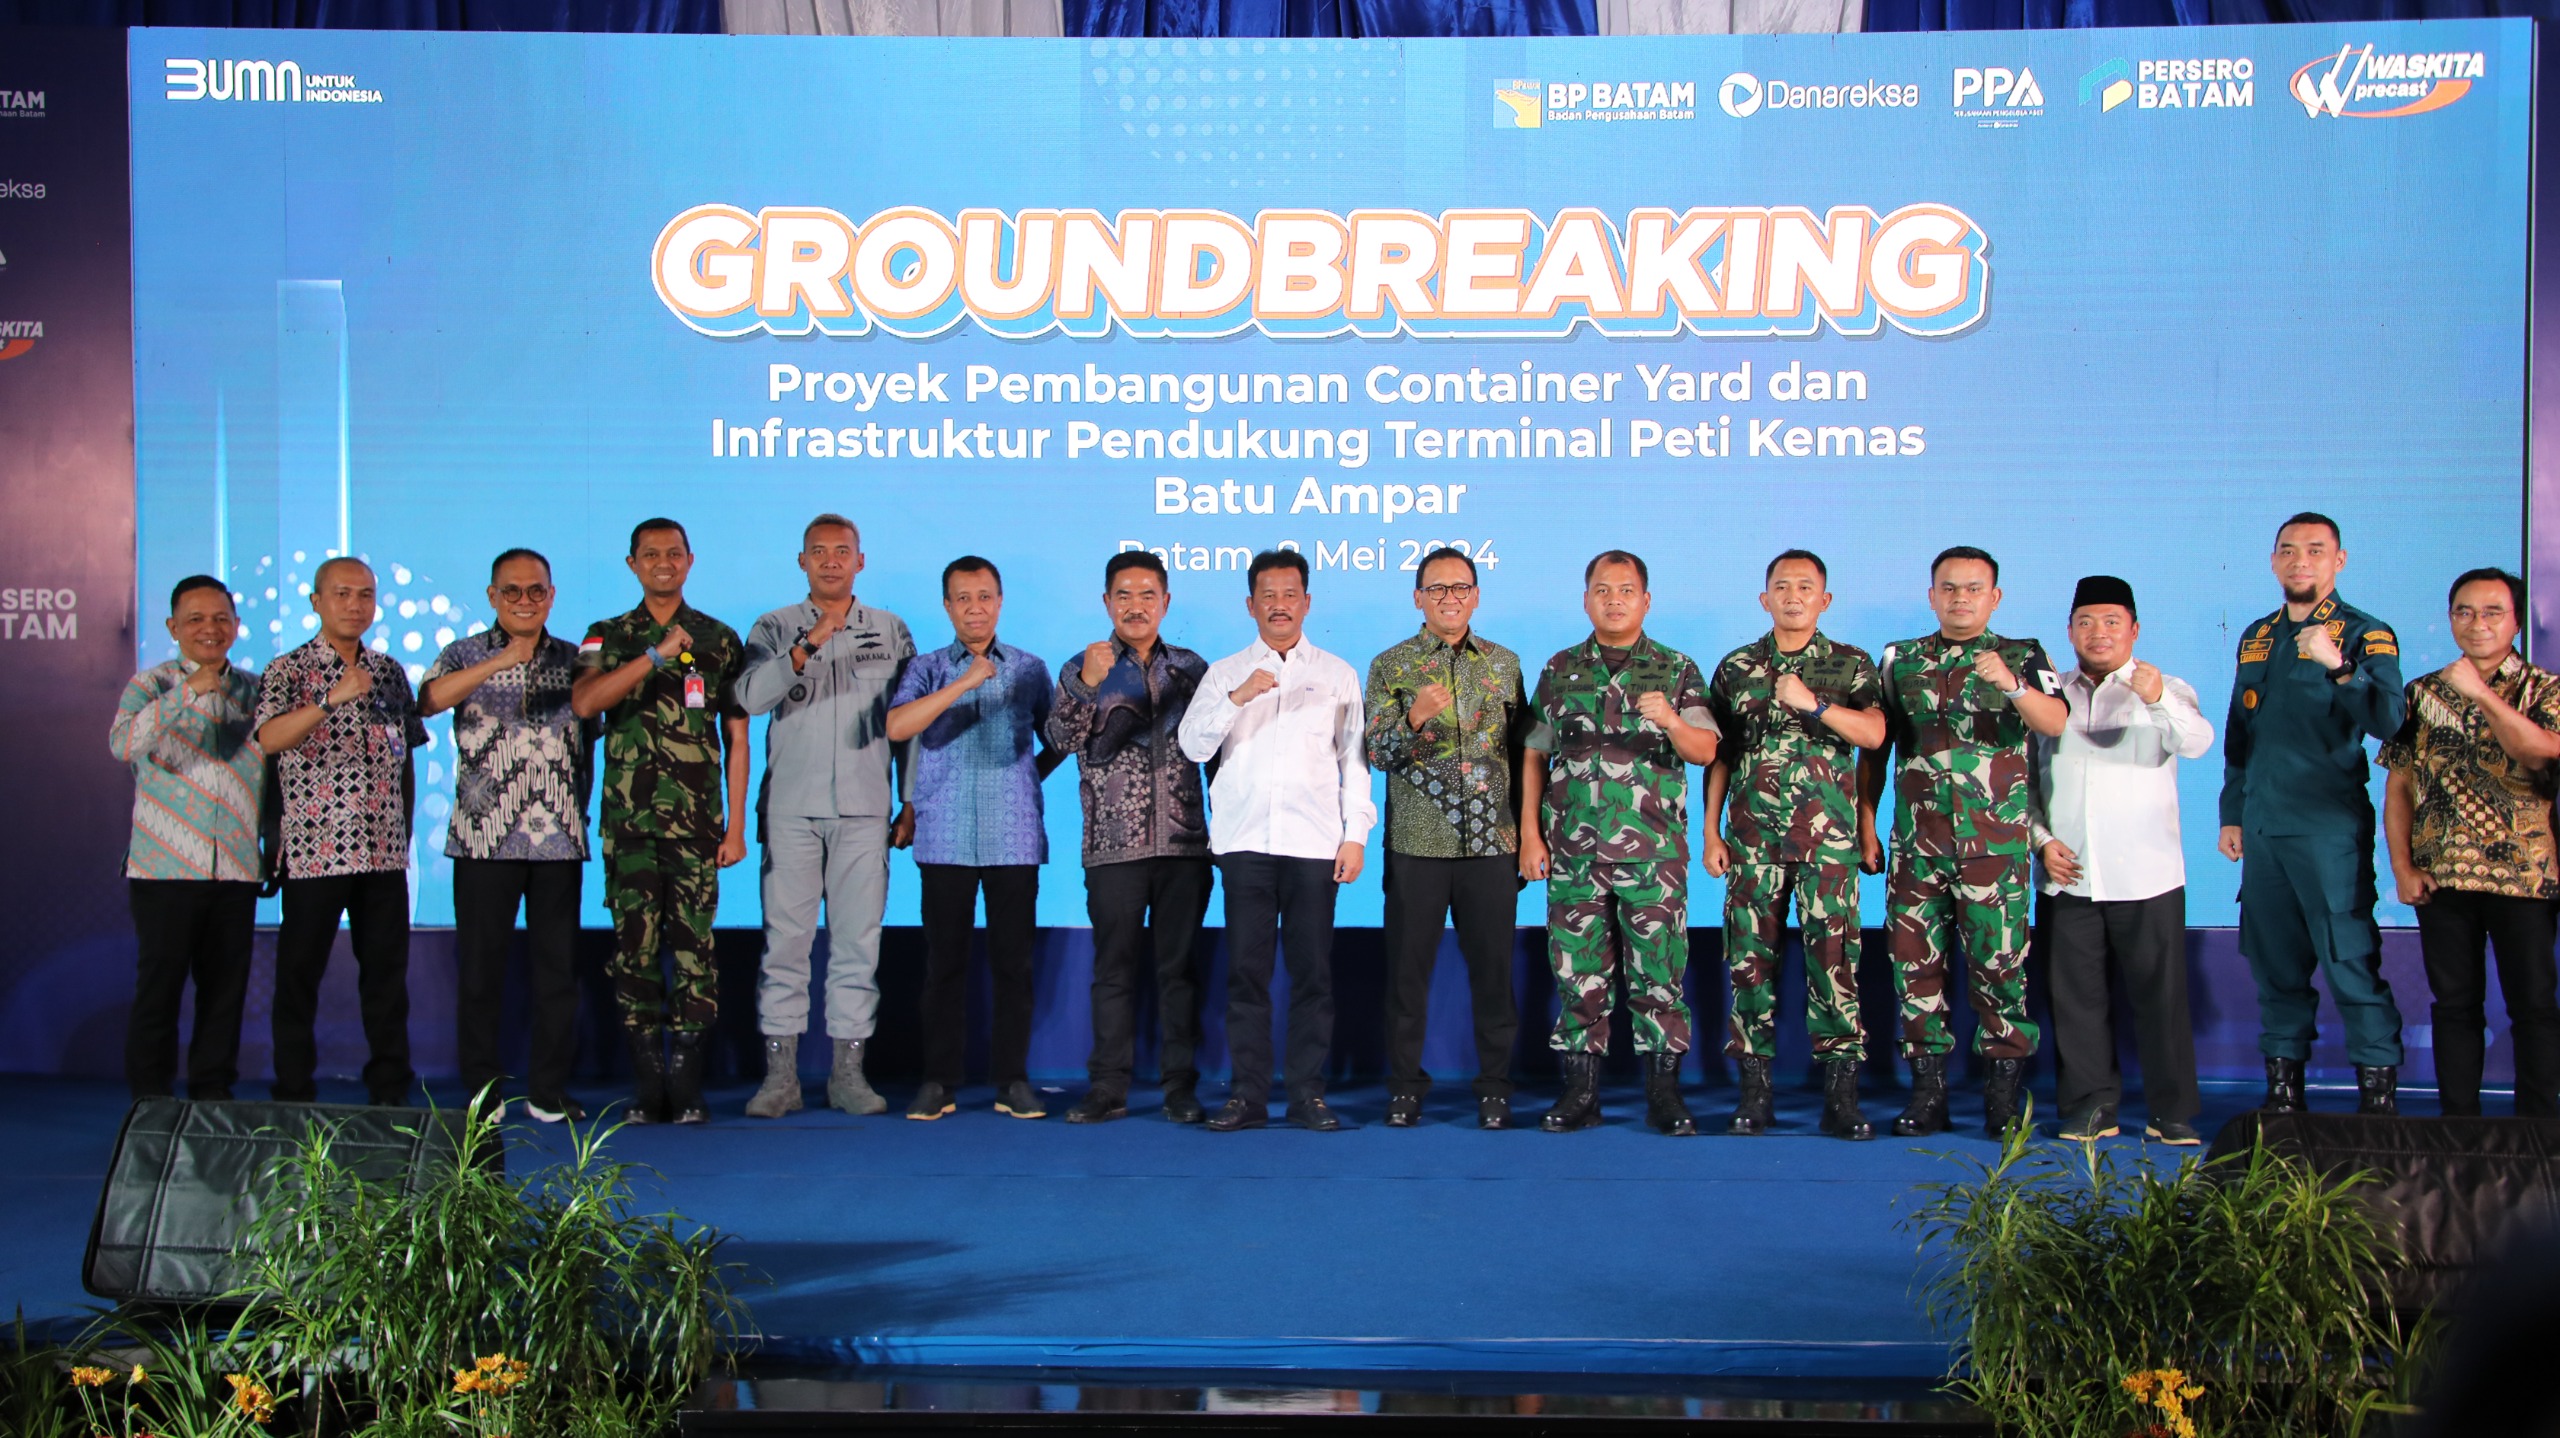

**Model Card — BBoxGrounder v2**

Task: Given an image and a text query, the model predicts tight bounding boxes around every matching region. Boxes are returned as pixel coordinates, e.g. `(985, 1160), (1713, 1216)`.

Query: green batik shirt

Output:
(577, 602), (747, 841)
(1526, 634), (1715, 865)
(1709, 630), (1882, 866)
(1877, 630), (2061, 860)
(1363, 626), (1531, 859)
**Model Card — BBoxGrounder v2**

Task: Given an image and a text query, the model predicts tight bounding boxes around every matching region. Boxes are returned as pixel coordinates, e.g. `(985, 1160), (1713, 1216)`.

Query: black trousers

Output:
(2045, 888), (2199, 1123)
(273, 870), (413, 1103)
(2417, 887), (2560, 1116)
(1383, 852), (1518, 1099)
(1219, 851), (1339, 1107)
(919, 863), (1041, 1088)
(1084, 856), (1214, 1096)
(452, 857), (583, 1108)
(125, 879), (258, 1099)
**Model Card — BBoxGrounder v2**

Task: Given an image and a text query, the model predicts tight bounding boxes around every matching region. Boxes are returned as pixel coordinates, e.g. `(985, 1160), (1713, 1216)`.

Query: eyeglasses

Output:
(1421, 583), (1477, 600)
(496, 584), (553, 603)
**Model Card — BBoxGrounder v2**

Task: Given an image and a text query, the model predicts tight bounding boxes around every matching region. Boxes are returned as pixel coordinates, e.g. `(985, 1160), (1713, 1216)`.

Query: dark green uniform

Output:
(1526, 635), (1712, 1056)
(2219, 592), (2406, 1065)
(1709, 630), (1882, 1060)
(1877, 631), (2060, 1060)
(579, 602), (746, 1033)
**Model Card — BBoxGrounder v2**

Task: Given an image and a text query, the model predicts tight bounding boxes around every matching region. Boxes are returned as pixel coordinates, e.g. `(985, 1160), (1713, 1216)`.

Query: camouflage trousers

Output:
(1546, 856), (1693, 1055)
(1886, 852), (2037, 1059)
(604, 831), (722, 1033)
(1722, 860), (1864, 1060)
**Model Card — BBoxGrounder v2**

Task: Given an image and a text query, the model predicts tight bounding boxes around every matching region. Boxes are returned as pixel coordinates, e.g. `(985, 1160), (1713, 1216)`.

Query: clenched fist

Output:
(957, 653), (1000, 692)
(2295, 624), (2345, 673)
(1971, 647), (2018, 693)
(325, 663), (374, 710)
(1081, 641), (1117, 688)
(2127, 660), (2164, 704)
(654, 624), (693, 661)
(2439, 658), (2493, 704)
(1230, 668), (1279, 706)
(1634, 690), (1677, 728)
(1408, 681), (1454, 730)
(1772, 672), (1818, 715)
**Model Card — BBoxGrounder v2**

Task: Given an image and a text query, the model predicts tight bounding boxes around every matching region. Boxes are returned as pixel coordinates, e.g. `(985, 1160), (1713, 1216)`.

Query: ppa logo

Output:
(1953, 66), (2045, 124)
(2291, 43), (2481, 119)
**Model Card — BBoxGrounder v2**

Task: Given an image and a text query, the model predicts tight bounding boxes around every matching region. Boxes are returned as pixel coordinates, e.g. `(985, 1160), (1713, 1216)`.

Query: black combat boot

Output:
(1726, 1055), (1775, 1136)
(1892, 1053), (1948, 1137)
(666, 1031), (709, 1125)
(1541, 1052), (1603, 1132)
(1646, 1053), (1699, 1137)
(2262, 1056), (2306, 1114)
(1982, 1057), (2026, 1138)
(1820, 1057), (1874, 1141)
(2356, 1064), (2399, 1117)
(624, 1026), (667, 1125)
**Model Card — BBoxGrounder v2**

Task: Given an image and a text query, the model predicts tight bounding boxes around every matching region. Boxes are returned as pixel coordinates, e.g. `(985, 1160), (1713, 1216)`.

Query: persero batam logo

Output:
(1494, 79), (1542, 128)
(1718, 73), (1919, 118)
(2291, 43), (2481, 119)
(2081, 57), (2255, 112)
(0, 319), (41, 363)
(1953, 66), (2044, 126)
(1537, 80), (1697, 124)
(164, 59), (383, 104)
(653, 203), (1992, 341)
(0, 90), (42, 121)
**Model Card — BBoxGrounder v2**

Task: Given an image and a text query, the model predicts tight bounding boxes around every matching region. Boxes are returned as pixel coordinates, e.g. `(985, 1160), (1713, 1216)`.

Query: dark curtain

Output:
(1063, 0), (1587, 32)
(1869, 0), (2547, 26)
(0, 0), (717, 27)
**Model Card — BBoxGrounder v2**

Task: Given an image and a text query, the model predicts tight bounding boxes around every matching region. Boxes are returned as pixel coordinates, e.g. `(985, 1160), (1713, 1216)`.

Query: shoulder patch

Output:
(579, 636), (603, 654)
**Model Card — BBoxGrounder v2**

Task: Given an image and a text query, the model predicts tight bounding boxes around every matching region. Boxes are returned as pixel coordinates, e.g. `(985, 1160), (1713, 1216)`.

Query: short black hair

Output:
(168, 574), (231, 613)
(489, 547), (550, 582)
(2449, 567), (2525, 613)
(2277, 512), (2342, 546)
(1104, 551), (1167, 590)
(629, 518), (689, 555)
(1584, 550), (1649, 589)
(1247, 549), (1309, 592)
(1765, 548), (1828, 585)
(942, 556), (1003, 597)
(1931, 545), (1999, 585)
(1414, 546), (1477, 589)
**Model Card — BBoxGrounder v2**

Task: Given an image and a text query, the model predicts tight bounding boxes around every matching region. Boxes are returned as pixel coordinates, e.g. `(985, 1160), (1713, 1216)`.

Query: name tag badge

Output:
(683, 673), (707, 710)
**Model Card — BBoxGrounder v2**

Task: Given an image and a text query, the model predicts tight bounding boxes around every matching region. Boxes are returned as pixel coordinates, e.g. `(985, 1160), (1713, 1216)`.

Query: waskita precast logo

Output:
(164, 59), (383, 104)
(0, 320), (40, 363)
(2291, 43), (2481, 119)
(1718, 73), (1919, 117)
(2079, 57), (2254, 112)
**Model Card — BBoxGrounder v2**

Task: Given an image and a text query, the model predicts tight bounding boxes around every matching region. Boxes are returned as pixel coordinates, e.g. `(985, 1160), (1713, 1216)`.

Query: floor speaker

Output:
(2208, 1109), (2560, 1308)
(83, 1097), (475, 1306)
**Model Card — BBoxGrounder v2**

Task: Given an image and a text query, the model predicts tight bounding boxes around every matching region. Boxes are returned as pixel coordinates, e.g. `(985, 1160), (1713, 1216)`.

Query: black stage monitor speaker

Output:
(2208, 1110), (2560, 1308)
(84, 1097), (476, 1306)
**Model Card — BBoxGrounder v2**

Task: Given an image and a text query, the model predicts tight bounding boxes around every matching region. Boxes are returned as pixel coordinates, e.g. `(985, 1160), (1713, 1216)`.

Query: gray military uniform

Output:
(739, 599), (915, 1040)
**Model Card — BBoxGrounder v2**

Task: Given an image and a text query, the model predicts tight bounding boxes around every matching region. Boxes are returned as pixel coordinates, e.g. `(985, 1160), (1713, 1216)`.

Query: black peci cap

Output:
(2071, 575), (2137, 618)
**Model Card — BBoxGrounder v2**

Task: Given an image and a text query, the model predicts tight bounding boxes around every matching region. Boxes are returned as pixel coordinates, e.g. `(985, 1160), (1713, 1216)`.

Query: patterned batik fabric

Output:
(1877, 631), (2062, 861)
(890, 638), (1054, 867)
(111, 659), (266, 881)
(1363, 627), (1530, 859)
(426, 630), (595, 862)
(1709, 630), (1882, 867)
(1527, 634), (1715, 865)
(255, 640), (429, 878)
(578, 602), (746, 842)
(1045, 636), (1211, 866)
(2380, 651), (2560, 900)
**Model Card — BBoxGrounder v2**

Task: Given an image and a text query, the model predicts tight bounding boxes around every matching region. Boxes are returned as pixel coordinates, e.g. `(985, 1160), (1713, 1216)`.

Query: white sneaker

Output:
(524, 1095), (587, 1124)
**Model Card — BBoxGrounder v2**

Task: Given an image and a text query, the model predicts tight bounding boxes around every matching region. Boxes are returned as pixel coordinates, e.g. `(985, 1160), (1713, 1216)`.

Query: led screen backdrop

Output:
(128, 23), (2531, 929)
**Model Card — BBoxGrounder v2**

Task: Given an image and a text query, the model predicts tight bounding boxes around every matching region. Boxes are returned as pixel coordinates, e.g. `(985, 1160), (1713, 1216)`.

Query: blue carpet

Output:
(0, 1075), (2288, 1378)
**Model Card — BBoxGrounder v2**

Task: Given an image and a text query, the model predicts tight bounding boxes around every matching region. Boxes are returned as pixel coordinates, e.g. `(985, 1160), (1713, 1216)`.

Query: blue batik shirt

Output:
(891, 638), (1053, 867)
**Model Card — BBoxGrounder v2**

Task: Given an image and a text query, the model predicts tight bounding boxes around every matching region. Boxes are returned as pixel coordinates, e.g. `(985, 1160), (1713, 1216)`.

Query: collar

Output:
(2272, 594), (2341, 628)
(1924, 629), (1998, 652)
(1110, 632), (1170, 667)
(1414, 625), (1479, 658)
(2072, 662), (2133, 692)
(1248, 635), (1319, 666)
(940, 636), (1013, 664)
(1763, 629), (1828, 664)
(624, 600), (695, 633)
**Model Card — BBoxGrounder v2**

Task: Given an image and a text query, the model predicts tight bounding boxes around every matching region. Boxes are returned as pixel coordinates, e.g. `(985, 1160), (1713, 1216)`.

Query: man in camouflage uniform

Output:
(1705, 549), (1888, 1140)
(1858, 545), (2065, 1137)
(572, 518), (748, 1125)
(1520, 550), (1720, 1136)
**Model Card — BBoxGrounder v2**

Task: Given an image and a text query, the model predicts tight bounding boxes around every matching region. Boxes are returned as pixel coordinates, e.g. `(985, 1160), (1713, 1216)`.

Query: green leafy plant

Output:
(1906, 1105), (2430, 1438)
(210, 1094), (744, 1436)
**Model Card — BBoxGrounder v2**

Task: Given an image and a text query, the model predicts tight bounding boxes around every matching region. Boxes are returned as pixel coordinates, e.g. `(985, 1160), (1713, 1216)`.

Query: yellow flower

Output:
(128, 1364), (148, 1385)
(226, 1374), (277, 1425)
(68, 1365), (114, 1388)
(2181, 1385), (2204, 1401)
(453, 1368), (481, 1395)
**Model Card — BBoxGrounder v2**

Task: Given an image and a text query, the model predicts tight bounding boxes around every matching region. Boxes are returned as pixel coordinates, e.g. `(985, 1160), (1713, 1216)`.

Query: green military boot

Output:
(1727, 1055), (1775, 1136)
(828, 1038), (889, 1116)
(744, 1035), (803, 1119)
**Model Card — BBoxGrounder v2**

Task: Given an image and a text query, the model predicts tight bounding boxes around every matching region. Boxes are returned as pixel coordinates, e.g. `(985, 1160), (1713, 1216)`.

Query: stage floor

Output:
(5, 1075), (2293, 1380)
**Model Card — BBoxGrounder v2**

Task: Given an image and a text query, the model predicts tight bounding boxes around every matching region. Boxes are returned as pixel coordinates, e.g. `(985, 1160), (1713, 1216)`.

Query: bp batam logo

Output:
(2291, 42), (2482, 119)
(1494, 79), (1541, 128)
(1505, 79), (1696, 125)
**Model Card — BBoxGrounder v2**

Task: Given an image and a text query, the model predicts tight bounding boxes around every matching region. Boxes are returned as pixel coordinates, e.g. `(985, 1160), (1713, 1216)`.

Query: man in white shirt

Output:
(2028, 576), (2215, 1144)
(1178, 550), (1376, 1131)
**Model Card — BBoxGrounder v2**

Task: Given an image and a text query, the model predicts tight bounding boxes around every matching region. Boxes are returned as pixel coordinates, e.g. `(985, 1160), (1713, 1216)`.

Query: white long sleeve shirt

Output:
(2028, 662), (2216, 901)
(1178, 636), (1377, 860)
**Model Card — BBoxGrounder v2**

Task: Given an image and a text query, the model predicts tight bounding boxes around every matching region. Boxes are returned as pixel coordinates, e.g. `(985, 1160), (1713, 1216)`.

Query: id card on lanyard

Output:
(683, 671), (706, 710)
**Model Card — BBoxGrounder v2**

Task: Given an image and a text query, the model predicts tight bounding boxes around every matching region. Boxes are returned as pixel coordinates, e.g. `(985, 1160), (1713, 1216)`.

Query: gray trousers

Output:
(759, 813), (892, 1039)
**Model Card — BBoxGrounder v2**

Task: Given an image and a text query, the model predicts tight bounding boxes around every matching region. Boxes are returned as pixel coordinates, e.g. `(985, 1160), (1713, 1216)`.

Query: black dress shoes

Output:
(1162, 1086), (1206, 1124)
(1206, 1097), (1266, 1131)
(1066, 1090), (1127, 1124)
(1478, 1095), (1512, 1130)
(1287, 1097), (1343, 1131)
(1385, 1094), (1423, 1127)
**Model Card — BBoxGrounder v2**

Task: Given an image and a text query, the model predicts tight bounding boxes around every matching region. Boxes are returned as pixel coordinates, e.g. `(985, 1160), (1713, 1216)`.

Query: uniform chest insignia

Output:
(2253, 624), (2270, 639)
(2239, 638), (2273, 664)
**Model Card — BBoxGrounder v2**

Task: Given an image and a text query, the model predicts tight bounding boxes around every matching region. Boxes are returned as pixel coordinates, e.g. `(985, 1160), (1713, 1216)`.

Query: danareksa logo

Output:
(2291, 42), (2481, 118)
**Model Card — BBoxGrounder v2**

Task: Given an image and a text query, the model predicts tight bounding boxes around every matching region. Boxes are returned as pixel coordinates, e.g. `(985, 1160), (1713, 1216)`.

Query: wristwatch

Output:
(646, 648), (668, 669)
(2327, 660), (2356, 683)
(1807, 699), (1831, 721)
(2001, 682), (2028, 700)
